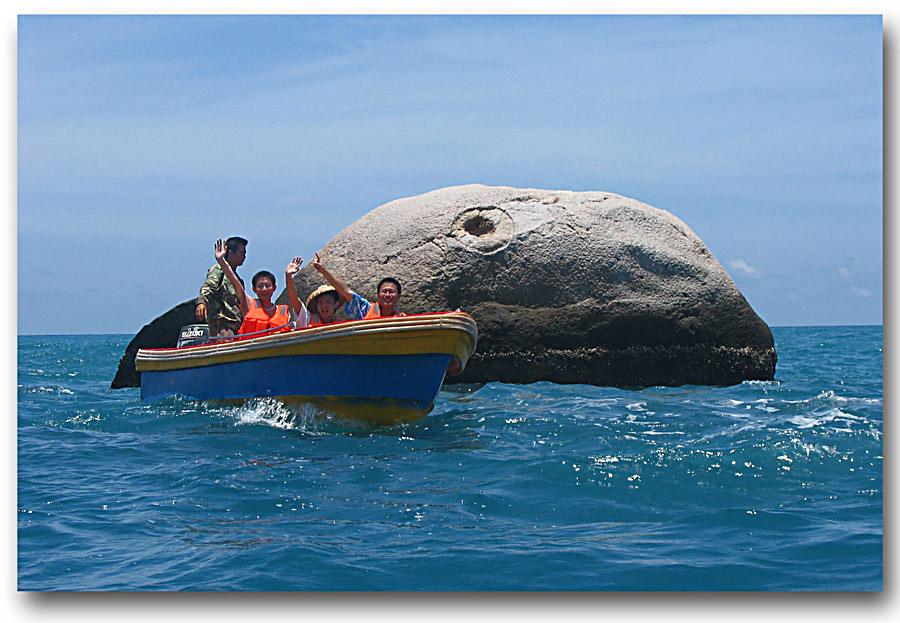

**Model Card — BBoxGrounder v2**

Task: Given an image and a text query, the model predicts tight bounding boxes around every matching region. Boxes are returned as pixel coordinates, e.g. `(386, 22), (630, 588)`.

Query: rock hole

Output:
(450, 206), (513, 254)
(464, 215), (495, 237)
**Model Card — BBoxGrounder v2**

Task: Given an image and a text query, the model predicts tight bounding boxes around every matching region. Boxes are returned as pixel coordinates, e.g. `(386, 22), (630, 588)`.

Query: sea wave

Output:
(16, 327), (882, 590)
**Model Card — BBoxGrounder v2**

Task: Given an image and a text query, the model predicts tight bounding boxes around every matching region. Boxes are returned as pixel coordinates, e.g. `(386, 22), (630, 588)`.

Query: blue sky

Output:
(15, 13), (884, 334)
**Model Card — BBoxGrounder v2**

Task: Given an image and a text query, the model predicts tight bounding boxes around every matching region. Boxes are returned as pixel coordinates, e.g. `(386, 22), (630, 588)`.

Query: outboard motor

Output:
(176, 324), (210, 348)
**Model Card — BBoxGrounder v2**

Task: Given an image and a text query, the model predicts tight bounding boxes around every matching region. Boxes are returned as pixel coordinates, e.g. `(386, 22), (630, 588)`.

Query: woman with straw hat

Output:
(310, 253), (405, 321)
(306, 284), (343, 327)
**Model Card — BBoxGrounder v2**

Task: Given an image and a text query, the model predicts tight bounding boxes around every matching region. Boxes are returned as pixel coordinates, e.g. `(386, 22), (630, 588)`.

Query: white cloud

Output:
(851, 286), (871, 298)
(838, 267), (852, 279)
(728, 259), (761, 278)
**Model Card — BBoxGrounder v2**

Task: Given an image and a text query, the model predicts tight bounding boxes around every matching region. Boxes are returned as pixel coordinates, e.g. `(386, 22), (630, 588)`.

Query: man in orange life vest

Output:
(310, 253), (406, 320)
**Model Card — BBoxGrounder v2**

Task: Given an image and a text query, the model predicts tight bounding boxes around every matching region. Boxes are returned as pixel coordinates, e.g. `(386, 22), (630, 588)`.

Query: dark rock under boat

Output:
(111, 300), (196, 389)
(112, 184), (776, 389)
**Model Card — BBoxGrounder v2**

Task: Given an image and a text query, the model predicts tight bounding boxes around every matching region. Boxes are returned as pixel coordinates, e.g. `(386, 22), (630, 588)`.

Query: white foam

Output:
(789, 408), (863, 430)
(232, 398), (333, 432)
(19, 385), (74, 395)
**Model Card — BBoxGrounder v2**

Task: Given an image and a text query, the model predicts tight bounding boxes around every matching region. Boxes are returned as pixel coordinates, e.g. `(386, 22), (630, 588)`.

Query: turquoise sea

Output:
(16, 326), (882, 591)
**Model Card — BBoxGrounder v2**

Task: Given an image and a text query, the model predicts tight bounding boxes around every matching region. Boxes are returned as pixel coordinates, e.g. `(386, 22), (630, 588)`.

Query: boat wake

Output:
(230, 397), (376, 433)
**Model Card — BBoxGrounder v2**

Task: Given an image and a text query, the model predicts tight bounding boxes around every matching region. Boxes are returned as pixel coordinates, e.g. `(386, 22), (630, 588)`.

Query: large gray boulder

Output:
(113, 184), (775, 389)
(286, 184), (775, 386)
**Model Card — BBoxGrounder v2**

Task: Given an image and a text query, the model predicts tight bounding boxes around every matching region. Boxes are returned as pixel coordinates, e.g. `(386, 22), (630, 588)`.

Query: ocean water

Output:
(16, 326), (882, 591)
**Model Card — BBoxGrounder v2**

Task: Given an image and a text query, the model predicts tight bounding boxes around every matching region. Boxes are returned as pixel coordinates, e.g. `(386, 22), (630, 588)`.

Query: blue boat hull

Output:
(141, 352), (452, 416)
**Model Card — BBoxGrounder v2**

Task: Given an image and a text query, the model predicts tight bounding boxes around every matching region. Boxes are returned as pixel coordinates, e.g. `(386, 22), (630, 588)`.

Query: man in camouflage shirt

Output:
(196, 236), (248, 337)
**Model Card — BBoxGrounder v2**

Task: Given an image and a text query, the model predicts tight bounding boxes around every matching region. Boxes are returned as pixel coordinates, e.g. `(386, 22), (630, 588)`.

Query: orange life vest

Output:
(239, 299), (292, 335)
(363, 302), (406, 320)
(309, 314), (343, 328)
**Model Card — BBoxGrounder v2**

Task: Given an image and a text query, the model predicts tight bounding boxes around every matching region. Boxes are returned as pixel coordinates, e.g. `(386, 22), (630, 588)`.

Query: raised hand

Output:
(311, 252), (326, 274)
(308, 252), (350, 304)
(214, 238), (227, 264)
(285, 256), (303, 276)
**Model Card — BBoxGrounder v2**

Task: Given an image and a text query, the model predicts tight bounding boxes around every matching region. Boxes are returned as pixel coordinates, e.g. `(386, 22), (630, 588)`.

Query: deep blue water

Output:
(17, 326), (882, 591)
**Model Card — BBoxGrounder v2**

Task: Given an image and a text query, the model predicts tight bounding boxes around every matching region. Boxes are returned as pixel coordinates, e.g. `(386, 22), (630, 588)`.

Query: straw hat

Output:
(306, 285), (340, 309)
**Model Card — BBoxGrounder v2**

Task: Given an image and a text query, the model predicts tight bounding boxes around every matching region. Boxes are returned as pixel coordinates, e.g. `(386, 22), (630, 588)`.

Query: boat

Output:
(135, 311), (478, 425)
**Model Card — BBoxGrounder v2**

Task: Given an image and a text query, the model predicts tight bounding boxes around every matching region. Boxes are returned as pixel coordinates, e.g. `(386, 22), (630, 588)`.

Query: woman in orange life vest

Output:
(305, 285), (343, 327)
(310, 252), (406, 320)
(214, 238), (310, 335)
